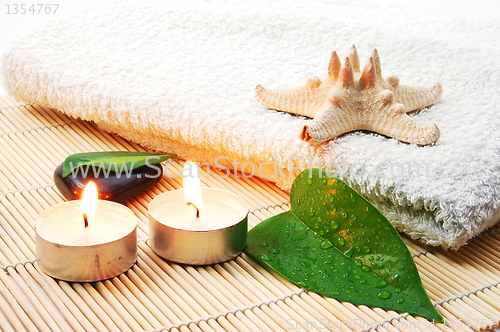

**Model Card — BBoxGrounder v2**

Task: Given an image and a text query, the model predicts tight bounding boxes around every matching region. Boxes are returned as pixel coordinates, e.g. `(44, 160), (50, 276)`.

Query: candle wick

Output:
(187, 202), (200, 218)
(83, 212), (89, 228)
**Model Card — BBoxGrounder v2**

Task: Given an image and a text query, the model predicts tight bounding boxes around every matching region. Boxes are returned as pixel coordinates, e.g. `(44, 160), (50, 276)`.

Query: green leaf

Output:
(245, 168), (443, 323)
(62, 151), (177, 178)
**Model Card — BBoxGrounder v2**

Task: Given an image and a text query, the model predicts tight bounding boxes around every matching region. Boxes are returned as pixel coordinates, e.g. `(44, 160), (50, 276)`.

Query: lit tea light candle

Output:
(36, 182), (137, 282)
(149, 162), (248, 265)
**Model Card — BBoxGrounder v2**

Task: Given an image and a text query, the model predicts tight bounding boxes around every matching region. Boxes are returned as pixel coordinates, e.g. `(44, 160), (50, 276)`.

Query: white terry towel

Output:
(2, 0), (500, 249)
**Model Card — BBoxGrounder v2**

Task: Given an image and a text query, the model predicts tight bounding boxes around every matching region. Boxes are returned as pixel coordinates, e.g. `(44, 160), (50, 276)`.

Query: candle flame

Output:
(81, 181), (98, 221)
(183, 161), (203, 210)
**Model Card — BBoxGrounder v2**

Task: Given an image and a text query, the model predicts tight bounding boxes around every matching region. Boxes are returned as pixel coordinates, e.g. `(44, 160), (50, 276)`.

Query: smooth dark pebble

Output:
(54, 163), (162, 203)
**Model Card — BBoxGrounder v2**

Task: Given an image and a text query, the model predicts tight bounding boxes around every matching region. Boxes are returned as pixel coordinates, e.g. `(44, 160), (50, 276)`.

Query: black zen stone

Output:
(54, 163), (163, 203)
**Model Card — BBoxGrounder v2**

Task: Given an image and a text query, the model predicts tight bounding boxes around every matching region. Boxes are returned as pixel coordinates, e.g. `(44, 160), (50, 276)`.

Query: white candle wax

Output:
(35, 199), (137, 282)
(148, 187), (248, 265)
(149, 191), (247, 231)
(36, 201), (136, 246)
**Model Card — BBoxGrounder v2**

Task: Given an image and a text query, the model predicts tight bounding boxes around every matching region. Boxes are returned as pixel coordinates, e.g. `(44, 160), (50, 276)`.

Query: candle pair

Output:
(36, 162), (248, 282)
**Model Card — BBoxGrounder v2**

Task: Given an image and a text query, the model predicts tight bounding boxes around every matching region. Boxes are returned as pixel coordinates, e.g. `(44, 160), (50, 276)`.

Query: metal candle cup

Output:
(35, 200), (137, 282)
(148, 188), (248, 265)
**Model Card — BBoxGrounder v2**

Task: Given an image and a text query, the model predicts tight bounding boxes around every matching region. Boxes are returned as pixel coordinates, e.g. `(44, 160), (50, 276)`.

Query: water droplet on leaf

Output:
(350, 194), (356, 203)
(259, 254), (271, 261)
(375, 279), (388, 288)
(377, 291), (391, 299)
(269, 248), (280, 255)
(344, 247), (354, 258)
(320, 241), (333, 249)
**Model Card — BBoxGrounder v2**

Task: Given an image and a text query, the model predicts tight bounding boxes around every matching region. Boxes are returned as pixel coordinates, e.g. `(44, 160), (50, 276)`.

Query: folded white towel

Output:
(3, 0), (500, 249)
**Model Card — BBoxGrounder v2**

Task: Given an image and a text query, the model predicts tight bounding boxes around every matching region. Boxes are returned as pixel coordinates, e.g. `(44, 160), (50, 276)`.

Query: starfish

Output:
(254, 45), (442, 145)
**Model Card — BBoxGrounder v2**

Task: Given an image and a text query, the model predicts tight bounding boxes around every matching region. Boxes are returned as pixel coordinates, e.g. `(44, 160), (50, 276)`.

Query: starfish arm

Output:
(300, 102), (355, 143)
(254, 80), (327, 118)
(388, 80), (442, 112)
(370, 104), (440, 145)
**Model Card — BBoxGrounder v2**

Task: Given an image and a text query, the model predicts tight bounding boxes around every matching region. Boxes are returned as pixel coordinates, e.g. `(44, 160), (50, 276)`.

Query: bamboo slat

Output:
(1, 97), (499, 331)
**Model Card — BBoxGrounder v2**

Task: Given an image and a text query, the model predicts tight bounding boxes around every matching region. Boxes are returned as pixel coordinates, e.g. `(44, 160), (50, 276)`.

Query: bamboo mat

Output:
(1, 94), (500, 332)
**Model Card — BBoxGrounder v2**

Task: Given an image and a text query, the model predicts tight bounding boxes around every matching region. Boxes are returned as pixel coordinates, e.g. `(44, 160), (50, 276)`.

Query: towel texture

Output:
(2, 0), (500, 249)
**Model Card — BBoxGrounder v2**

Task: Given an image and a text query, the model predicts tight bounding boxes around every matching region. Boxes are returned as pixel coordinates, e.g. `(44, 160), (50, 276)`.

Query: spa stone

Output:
(54, 163), (162, 203)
